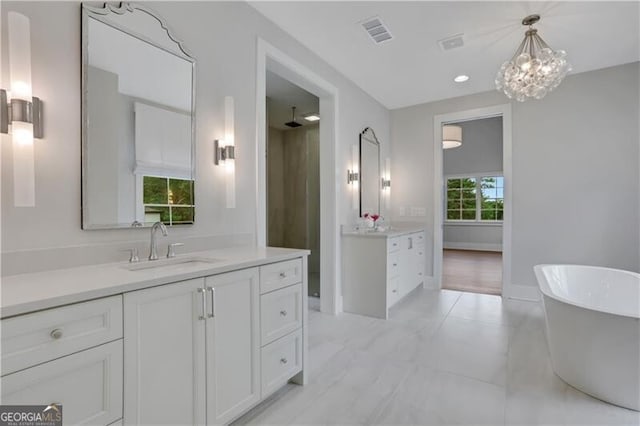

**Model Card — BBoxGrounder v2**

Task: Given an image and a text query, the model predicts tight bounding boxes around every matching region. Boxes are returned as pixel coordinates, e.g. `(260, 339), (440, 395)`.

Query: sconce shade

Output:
(351, 144), (359, 209)
(9, 12), (33, 102)
(8, 12), (36, 207)
(224, 96), (235, 208)
(443, 125), (462, 149)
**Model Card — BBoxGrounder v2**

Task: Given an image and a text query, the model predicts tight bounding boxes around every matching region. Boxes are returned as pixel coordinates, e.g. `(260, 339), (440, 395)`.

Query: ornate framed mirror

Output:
(81, 2), (196, 229)
(359, 127), (381, 216)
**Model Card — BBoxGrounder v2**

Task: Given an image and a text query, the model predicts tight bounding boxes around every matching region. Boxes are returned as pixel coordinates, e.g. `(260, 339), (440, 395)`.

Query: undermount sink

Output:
(122, 256), (221, 271)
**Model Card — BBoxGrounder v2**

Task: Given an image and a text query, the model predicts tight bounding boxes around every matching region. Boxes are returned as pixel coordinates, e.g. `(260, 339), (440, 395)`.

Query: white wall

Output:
(443, 117), (502, 175)
(0, 1), (389, 276)
(392, 62), (640, 292)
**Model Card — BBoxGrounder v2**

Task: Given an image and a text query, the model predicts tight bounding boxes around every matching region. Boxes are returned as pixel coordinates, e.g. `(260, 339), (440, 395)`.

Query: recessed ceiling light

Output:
(454, 75), (469, 83)
(304, 114), (320, 122)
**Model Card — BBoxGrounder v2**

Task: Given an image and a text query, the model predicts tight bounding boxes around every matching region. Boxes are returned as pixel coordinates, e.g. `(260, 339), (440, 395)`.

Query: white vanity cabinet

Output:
(342, 229), (427, 319)
(0, 248), (308, 426)
(258, 259), (305, 398)
(123, 269), (261, 425)
(1, 296), (124, 425)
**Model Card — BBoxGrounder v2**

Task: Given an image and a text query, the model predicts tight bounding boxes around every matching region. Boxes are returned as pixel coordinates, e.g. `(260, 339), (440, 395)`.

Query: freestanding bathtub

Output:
(534, 264), (640, 411)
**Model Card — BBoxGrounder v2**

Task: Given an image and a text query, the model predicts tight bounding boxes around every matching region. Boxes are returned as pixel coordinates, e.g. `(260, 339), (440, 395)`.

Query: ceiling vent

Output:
(361, 16), (393, 44)
(438, 34), (465, 51)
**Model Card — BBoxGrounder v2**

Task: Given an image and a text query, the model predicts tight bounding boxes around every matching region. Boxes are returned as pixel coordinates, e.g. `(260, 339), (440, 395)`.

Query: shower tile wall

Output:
(268, 127), (286, 247)
(268, 125), (320, 296)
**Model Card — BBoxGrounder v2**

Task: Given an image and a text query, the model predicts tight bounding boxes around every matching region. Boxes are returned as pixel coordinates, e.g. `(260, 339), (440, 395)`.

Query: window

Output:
(143, 176), (194, 225)
(480, 176), (504, 220)
(446, 175), (503, 222)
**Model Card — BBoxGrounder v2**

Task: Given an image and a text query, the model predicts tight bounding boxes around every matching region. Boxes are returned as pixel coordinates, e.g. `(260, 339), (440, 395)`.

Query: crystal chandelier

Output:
(495, 14), (571, 102)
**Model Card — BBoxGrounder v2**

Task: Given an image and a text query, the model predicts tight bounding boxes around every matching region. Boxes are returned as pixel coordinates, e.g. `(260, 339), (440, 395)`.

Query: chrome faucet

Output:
(149, 221), (168, 261)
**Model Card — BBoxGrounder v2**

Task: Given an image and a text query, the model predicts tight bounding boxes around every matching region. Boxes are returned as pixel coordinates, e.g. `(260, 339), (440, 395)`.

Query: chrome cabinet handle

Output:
(198, 288), (206, 320)
(207, 287), (215, 318)
(280, 358), (288, 364)
(50, 328), (63, 340)
(280, 310), (287, 317)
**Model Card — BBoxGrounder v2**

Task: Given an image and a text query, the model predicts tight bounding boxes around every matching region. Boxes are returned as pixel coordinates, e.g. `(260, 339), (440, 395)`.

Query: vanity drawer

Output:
(1, 340), (123, 425)
(261, 284), (302, 345)
(388, 252), (401, 278)
(1, 295), (123, 375)
(260, 259), (303, 294)
(388, 237), (401, 253)
(410, 232), (426, 249)
(261, 329), (302, 398)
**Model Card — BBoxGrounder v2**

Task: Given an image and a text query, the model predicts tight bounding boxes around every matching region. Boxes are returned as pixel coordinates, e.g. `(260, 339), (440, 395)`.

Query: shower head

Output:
(285, 106), (302, 128)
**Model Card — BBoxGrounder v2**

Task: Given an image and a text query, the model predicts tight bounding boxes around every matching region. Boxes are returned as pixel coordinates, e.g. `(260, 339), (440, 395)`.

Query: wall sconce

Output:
(213, 96), (235, 208)
(381, 157), (391, 189)
(347, 170), (359, 184)
(382, 157), (391, 210)
(214, 140), (235, 165)
(348, 144), (359, 210)
(1, 12), (43, 207)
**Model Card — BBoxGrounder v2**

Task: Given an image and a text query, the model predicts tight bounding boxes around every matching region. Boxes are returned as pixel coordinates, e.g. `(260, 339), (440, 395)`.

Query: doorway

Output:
(441, 117), (504, 295)
(433, 105), (513, 298)
(266, 71), (321, 309)
(256, 39), (340, 315)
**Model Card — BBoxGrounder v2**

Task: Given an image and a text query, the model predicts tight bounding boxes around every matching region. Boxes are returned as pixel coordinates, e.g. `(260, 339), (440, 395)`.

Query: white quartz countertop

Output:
(341, 226), (426, 238)
(0, 246), (309, 318)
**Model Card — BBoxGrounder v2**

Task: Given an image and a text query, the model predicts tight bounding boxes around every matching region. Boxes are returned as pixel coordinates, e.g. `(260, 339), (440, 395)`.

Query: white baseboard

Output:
(504, 284), (540, 301)
(443, 242), (502, 252)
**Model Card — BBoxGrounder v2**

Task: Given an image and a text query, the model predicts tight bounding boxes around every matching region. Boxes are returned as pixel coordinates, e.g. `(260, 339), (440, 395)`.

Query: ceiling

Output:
(250, 1), (640, 109)
(267, 70), (319, 130)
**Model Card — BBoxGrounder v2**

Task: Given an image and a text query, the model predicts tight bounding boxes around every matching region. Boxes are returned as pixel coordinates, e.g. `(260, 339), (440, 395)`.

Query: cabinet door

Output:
(399, 236), (414, 296)
(205, 268), (260, 425)
(123, 279), (206, 426)
(1, 340), (123, 425)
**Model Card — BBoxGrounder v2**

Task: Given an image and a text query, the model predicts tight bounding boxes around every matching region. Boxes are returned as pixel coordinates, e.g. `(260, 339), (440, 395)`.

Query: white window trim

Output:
(444, 172), (504, 224)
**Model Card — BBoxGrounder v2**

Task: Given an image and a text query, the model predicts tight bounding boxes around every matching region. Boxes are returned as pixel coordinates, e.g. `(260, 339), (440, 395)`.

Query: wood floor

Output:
(442, 249), (502, 295)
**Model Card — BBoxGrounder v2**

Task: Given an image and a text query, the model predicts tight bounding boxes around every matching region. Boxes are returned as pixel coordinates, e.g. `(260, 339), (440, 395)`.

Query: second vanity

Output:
(342, 227), (427, 319)
(0, 246), (309, 425)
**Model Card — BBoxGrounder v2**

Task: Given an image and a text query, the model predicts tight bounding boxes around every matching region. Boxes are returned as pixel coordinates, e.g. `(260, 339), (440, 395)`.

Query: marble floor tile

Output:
(562, 386), (640, 426)
(505, 387), (566, 426)
(393, 289), (462, 319)
(436, 315), (514, 354)
(234, 288), (636, 426)
(447, 291), (509, 325)
(393, 365), (506, 425)
(370, 396), (445, 425)
(343, 320), (418, 360)
(431, 335), (508, 386)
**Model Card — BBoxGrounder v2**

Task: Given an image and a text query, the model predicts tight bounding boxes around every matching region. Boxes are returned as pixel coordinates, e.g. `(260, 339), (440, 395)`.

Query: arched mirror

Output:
(81, 2), (196, 229)
(359, 127), (381, 216)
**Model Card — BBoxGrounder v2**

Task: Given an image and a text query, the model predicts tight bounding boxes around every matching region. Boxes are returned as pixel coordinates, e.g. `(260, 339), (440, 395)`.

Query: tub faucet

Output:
(149, 221), (168, 261)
